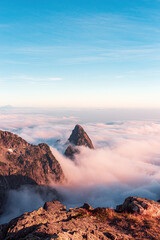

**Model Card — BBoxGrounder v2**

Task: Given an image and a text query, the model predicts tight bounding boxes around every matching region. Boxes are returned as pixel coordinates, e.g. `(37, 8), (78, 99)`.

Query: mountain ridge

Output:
(0, 129), (65, 214)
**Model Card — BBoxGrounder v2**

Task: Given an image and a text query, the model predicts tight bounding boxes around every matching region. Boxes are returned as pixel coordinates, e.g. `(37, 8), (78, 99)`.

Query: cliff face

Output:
(0, 130), (64, 185)
(0, 130), (65, 214)
(0, 197), (160, 239)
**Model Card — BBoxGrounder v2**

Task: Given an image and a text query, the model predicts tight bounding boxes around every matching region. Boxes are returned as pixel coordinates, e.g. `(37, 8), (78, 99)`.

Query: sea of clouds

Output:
(0, 108), (160, 223)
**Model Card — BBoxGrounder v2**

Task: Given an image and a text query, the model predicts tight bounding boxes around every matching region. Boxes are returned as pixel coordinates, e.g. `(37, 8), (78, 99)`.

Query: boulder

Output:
(116, 196), (160, 216)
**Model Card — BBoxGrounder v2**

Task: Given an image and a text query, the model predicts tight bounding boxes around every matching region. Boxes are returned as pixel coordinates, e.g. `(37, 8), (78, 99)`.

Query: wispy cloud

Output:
(0, 75), (62, 84)
(59, 45), (160, 64)
(0, 41), (160, 66)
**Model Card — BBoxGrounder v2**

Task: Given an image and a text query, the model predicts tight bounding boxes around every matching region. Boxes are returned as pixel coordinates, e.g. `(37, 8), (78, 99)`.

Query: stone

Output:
(68, 125), (94, 149)
(64, 145), (80, 160)
(116, 196), (160, 216)
(64, 125), (94, 159)
(1, 197), (160, 239)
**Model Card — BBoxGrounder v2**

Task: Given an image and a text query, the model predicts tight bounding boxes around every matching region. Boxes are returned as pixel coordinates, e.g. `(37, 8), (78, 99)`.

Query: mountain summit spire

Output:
(68, 124), (94, 149)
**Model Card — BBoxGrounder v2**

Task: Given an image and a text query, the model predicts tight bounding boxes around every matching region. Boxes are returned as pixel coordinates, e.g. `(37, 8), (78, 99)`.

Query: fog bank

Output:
(0, 109), (160, 224)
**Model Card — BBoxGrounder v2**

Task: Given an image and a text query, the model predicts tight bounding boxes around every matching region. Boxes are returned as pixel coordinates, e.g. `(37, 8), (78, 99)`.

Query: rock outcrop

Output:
(1, 197), (160, 239)
(116, 196), (160, 217)
(0, 130), (64, 185)
(64, 145), (80, 160)
(68, 124), (94, 149)
(0, 130), (65, 213)
(65, 125), (94, 159)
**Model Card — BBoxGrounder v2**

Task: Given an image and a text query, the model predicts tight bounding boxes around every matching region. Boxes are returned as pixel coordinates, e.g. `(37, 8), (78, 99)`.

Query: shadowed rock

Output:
(64, 145), (80, 160)
(43, 200), (66, 212)
(81, 203), (94, 211)
(0, 175), (62, 216)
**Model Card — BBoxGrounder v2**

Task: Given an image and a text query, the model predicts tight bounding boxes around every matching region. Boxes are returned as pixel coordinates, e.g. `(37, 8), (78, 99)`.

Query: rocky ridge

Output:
(0, 196), (160, 239)
(0, 130), (64, 184)
(0, 130), (65, 214)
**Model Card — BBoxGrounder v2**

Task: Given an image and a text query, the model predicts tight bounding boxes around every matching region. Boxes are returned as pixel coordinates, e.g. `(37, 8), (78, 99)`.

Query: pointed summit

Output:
(68, 124), (94, 149)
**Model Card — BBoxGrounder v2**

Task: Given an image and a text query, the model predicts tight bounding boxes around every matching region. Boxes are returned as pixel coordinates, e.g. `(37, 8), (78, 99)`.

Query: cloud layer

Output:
(0, 109), (160, 223)
(50, 121), (160, 208)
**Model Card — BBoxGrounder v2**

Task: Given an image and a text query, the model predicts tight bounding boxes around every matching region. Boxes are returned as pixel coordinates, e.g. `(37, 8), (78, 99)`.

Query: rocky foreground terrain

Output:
(0, 196), (160, 239)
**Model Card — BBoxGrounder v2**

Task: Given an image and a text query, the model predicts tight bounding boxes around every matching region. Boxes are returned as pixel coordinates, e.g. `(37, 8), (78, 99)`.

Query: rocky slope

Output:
(0, 130), (65, 213)
(65, 125), (94, 159)
(0, 196), (160, 239)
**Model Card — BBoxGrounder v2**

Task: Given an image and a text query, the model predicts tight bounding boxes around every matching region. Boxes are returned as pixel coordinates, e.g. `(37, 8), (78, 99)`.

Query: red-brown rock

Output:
(68, 125), (94, 149)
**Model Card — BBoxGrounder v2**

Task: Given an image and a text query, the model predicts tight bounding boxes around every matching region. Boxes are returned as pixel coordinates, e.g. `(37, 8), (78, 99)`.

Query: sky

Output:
(0, 0), (160, 108)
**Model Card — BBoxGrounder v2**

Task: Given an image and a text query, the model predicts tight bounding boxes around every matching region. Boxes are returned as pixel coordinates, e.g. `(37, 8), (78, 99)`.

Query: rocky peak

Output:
(64, 125), (94, 159)
(68, 124), (94, 149)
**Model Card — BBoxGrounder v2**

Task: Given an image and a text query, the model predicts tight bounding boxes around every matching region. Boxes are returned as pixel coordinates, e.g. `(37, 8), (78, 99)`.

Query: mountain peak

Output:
(68, 124), (94, 149)
(74, 124), (83, 130)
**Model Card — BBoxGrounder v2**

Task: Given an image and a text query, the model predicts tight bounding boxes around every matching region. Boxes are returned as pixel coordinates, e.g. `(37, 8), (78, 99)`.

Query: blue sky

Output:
(0, 0), (160, 108)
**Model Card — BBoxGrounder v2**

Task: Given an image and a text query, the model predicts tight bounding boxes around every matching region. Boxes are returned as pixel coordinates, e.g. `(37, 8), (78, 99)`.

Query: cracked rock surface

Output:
(1, 197), (160, 239)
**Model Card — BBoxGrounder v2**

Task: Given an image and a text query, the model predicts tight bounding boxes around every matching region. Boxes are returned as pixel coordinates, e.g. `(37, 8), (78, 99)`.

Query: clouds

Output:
(0, 109), (160, 219)
(48, 119), (160, 209)
(50, 126), (160, 209)
(51, 136), (160, 187)
(0, 75), (62, 85)
(0, 185), (60, 224)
